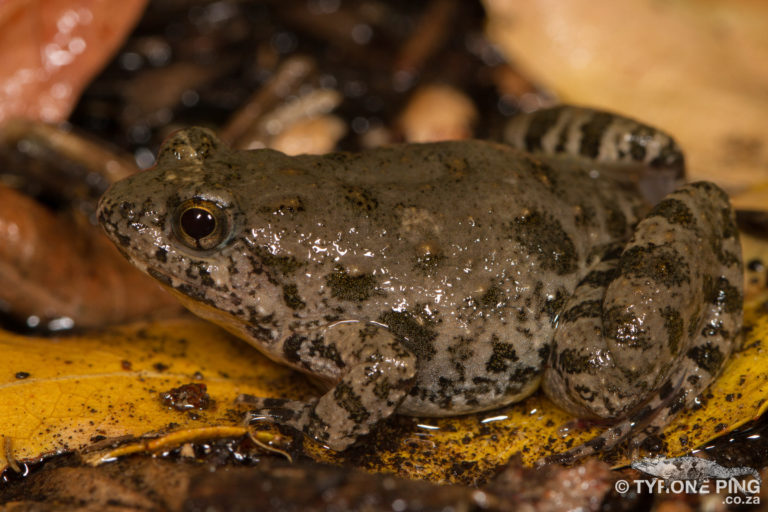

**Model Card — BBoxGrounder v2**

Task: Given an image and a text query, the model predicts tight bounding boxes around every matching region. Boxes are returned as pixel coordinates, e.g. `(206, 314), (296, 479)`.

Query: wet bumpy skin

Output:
(97, 106), (742, 456)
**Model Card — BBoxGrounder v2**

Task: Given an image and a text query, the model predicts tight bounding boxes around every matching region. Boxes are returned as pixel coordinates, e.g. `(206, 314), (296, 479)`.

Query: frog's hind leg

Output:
(505, 106), (685, 204)
(237, 321), (417, 451)
(540, 181), (742, 465)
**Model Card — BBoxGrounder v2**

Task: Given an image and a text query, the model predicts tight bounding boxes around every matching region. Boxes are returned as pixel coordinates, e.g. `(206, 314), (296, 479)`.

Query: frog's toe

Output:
(236, 394), (360, 451)
(237, 395), (315, 434)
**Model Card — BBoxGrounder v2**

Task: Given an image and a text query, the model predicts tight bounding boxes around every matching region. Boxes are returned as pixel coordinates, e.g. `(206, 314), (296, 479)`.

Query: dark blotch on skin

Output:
(282, 334), (304, 363)
(379, 309), (438, 362)
(658, 379), (674, 400)
(524, 106), (564, 152)
(334, 382), (371, 423)
(154, 247), (168, 263)
(628, 126), (653, 161)
(562, 299), (602, 323)
(686, 342), (725, 374)
(194, 264), (216, 288)
(478, 285), (505, 309)
(701, 320), (729, 339)
(538, 345), (551, 365)
(508, 365), (540, 387)
(620, 243), (691, 288)
(343, 186), (378, 211)
(660, 306), (683, 355)
(325, 267), (378, 302)
(116, 232), (132, 248)
(282, 284), (306, 310)
(556, 348), (595, 375)
(705, 276), (742, 315)
(579, 112), (614, 158)
(252, 246), (303, 276)
(574, 384), (596, 402)
(308, 337), (344, 369)
(580, 267), (620, 289)
(554, 122), (569, 153)
(511, 210), (577, 275)
(486, 337), (519, 373)
(668, 390), (688, 415)
(246, 324), (274, 343)
(652, 198), (696, 228)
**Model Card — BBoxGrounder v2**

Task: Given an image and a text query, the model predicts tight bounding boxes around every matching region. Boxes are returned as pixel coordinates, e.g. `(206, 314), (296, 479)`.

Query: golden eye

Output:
(173, 199), (230, 250)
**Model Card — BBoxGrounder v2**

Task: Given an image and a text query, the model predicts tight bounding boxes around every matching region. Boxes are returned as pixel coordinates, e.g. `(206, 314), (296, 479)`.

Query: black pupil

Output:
(180, 207), (216, 240)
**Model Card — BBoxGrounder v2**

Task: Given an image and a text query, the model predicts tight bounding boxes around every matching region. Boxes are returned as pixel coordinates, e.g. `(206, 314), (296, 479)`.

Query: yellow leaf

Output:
(0, 319), (314, 473)
(2, 293), (768, 484)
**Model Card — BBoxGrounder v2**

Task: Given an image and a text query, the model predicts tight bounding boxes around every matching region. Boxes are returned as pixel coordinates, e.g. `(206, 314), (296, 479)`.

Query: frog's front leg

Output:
(237, 321), (417, 451)
(542, 181), (742, 462)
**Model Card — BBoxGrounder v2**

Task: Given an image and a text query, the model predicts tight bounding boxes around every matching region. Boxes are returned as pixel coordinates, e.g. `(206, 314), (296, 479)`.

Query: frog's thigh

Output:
(238, 321), (417, 451)
(544, 182), (742, 420)
(505, 106), (686, 203)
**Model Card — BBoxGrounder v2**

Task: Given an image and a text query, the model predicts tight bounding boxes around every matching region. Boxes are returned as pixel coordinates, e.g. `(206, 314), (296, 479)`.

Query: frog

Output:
(97, 106), (742, 462)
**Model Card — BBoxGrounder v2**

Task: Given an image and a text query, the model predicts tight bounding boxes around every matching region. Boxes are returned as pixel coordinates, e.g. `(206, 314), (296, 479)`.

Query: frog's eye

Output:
(173, 199), (230, 250)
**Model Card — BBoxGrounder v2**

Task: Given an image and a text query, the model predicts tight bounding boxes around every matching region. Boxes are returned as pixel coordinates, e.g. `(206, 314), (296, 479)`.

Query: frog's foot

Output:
(240, 321), (417, 451)
(536, 374), (687, 467)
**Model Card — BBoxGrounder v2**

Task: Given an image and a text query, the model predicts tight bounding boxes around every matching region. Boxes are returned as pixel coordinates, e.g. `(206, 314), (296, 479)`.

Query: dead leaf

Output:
(0, 318), (315, 474)
(0, 184), (183, 328)
(483, 0), (768, 191)
(0, 0), (148, 124)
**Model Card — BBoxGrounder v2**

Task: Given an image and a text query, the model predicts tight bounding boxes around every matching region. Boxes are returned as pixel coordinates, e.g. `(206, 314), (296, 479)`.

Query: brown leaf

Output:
(0, 0), (148, 124)
(0, 184), (182, 328)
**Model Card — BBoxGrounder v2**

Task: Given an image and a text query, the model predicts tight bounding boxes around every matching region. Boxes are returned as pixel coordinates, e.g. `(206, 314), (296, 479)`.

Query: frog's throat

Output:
(165, 287), (278, 358)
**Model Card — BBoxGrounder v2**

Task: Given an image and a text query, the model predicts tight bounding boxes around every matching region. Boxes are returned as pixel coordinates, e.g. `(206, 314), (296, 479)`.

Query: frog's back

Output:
(221, 140), (643, 414)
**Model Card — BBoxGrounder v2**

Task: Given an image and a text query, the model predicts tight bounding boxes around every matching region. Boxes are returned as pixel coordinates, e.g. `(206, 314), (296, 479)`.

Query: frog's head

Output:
(97, 127), (291, 342)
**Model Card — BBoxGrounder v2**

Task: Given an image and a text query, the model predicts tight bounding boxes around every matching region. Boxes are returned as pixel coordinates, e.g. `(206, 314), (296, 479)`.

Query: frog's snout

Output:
(97, 183), (129, 246)
(96, 176), (157, 247)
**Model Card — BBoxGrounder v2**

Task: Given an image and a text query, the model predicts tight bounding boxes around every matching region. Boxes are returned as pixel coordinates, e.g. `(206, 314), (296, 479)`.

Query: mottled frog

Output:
(97, 106), (742, 460)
